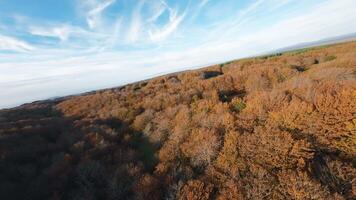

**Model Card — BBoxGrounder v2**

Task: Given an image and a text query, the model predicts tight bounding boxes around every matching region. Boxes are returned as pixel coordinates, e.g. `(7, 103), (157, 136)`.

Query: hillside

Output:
(0, 41), (355, 200)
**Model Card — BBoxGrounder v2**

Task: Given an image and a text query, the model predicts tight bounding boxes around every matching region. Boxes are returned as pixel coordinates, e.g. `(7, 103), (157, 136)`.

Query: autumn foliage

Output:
(0, 42), (355, 199)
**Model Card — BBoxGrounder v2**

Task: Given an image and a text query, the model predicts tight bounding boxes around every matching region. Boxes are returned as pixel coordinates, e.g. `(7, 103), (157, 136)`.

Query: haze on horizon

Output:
(0, 0), (355, 109)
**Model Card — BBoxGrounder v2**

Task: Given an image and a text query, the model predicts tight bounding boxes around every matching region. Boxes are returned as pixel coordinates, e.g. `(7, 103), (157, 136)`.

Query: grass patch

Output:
(131, 133), (158, 171)
(259, 53), (283, 60)
(287, 48), (312, 55)
(277, 74), (286, 82)
(325, 55), (337, 62)
(219, 60), (234, 67)
(230, 99), (246, 113)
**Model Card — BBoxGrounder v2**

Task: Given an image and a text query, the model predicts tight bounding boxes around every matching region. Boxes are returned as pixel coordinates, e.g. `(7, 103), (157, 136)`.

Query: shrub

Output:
(245, 72), (271, 92)
(277, 74), (286, 82)
(132, 109), (155, 131)
(325, 55), (337, 62)
(178, 180), (213, 200)
(260, 53), (283, 60)
(215, 131), (241, 177)
(216, 180), (244, 200)
(133, 174), (162, 200)
(230, 98), (246, 113)
(181, 129), (220, 167)
(73, 161), (108, 200)
(200, 71), (223, 79)
(291, 65), (309, 72)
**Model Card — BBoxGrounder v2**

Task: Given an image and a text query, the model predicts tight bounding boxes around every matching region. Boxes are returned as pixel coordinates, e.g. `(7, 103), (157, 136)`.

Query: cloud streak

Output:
(0, 34), (35, 52)
(84, 0), (116, 29)
(0, 0), (356, 108)
(126, 1), (145, 43)
(29, 25), (72, 41)
(149, 4), (186, 42)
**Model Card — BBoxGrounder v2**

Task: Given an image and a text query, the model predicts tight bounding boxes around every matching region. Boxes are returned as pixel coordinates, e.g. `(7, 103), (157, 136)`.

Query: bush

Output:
(291, 65), (309, 72)
(181, 129), (220, 167)
(132, 109), (155, 131)
(277, 74), (286, 82)
(133, 174), (162, 200)
(178, 180), (213, 200)
(325, 55), (337, 62)
(72, 161), (108, 200)
(215, 131), (241, 177)
(230, 98), (246, 113)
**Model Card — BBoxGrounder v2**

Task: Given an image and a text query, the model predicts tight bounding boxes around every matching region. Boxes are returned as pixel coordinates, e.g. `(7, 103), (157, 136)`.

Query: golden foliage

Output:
(181, 129), (220, 167)
(178, 180), (213, 200)
(1, 41), (356, 199)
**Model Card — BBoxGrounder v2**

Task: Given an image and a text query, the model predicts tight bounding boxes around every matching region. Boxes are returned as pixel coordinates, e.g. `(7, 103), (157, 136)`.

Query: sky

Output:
(0, 0), (355, 108)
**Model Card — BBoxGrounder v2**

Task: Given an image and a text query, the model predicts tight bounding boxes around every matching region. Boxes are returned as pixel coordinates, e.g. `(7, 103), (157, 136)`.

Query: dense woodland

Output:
(0, 42), (355, 200)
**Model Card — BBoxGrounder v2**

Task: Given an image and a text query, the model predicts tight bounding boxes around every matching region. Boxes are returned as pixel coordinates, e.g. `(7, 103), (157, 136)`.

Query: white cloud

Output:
(126, 1), (145, 43)
(270, 0), (293, 10)
(29, 25), (72, 41)
(147, 3), (165, 22)
(85, 0), (116, 29)
(149, 12), (186, 42)
(0, 34), (35, 52)
(199, 0), (210, 8)
(1, 0), (356, 108)
(242, 0), (356, 47)
(148, 2), (186, 42)
(98, 17), (122, 51)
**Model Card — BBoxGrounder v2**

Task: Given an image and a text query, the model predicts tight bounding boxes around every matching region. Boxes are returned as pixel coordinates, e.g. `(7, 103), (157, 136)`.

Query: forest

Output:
(0, 41), (355, 200)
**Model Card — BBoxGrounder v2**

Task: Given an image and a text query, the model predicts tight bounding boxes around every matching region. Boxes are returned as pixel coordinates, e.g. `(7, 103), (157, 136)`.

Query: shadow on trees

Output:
(0, 104), (159, 200)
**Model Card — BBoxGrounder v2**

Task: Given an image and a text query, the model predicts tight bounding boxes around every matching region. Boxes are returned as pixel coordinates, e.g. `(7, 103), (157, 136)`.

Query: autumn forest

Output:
(0, 41), (355, 200)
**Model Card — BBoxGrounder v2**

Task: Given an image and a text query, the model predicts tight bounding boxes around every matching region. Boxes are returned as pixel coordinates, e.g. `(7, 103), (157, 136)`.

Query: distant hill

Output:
(277, 32), (356, 53)
(0, 41), (355, 200)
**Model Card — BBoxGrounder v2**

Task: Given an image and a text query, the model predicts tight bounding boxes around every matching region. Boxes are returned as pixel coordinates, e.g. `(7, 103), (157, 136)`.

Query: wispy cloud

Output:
(98, 17), (122, 51)
(84, 0), (116, 29)
(126, 1), (145, 43)
(149, 11), (186, 42)
(270, 0), (293, 10)
(1, 0), (356, 108)
(199, 0), (210, 8)
(147, 3), (165, 22)
(149, 1), (186, 42)
(29, 25), (72, 41)
(0, 34), (35, 52)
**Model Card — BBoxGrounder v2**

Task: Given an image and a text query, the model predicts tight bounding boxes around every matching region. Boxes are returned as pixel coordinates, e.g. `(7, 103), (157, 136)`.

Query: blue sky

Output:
(0, 0), (355, 108)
